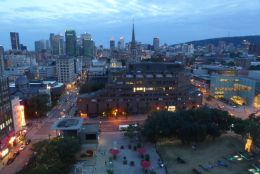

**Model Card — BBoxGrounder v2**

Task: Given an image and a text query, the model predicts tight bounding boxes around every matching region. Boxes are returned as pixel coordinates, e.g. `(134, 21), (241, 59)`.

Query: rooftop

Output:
(52, 118), (84, 130)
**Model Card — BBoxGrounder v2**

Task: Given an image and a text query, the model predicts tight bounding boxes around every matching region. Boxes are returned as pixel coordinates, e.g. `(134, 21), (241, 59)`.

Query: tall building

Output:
(49, 33), (55, 52)
(110, 38), (115, 50)
(118, 37), (124, 49)
(153, 37), (160, 51)
(56, 56), (75, 83)
(0, 47), (4, 75)
(65, 30), (76, 56)
(34, 40), (46, 53)
(130, 24), (138, 61)
(0, 76), (14, 158)
(10, 32), (20, 50)
(82, 33), (95, 59)
(52, 35), (64, 55)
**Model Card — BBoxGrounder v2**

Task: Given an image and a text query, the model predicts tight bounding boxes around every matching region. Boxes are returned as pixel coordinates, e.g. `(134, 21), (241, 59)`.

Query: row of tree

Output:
(17, 137), (81, 174)
(142, 107), (260, 144)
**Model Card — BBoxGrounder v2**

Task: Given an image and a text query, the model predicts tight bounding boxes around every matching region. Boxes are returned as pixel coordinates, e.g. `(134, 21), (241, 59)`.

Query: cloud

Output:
(0, 0), (260, 49)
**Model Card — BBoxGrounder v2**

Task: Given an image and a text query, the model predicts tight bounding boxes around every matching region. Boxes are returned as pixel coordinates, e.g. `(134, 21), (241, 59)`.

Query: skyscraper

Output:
(82, 33), (95, 59)
(0, 46), (4, 75)
(118, 37), (124, 49)
(65, 30), (76, 56)
(153, 37), (160, 51)
(34, 40), (45, 53)
(52, 35), (64, 55)
(110, 38), (115, 50)
(10, 32), (20, 50)
(49, 33), (55, 53)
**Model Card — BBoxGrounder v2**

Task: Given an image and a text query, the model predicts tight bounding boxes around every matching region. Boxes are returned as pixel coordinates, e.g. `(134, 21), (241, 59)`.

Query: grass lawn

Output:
(157, 134), (252, 174)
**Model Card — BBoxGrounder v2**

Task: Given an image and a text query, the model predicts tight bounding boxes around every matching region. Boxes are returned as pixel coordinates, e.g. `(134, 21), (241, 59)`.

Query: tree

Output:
(142, 108), (232, 144)
(26, 94), (50, 119)
(17, 137), (81, 174)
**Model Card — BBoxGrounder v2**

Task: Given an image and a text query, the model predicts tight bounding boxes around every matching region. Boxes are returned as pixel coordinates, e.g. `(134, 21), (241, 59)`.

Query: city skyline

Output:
(1, 0), (260, 50)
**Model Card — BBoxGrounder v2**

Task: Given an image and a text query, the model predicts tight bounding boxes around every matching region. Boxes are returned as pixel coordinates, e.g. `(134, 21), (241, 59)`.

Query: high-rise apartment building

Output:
(10, 32), (20, 50)
(56, 56), (75, 83)
(65, 30), (76, 56)
(153, 37), (160, 51)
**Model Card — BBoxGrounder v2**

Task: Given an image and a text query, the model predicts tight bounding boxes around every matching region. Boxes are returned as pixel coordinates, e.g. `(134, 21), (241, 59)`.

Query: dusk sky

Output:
(1, 0), (260, 50)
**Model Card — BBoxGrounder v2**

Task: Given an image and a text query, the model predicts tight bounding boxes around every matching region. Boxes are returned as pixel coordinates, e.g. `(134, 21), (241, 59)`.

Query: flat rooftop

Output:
(52, 117), (84, 130)
(80, 123), (99, 133)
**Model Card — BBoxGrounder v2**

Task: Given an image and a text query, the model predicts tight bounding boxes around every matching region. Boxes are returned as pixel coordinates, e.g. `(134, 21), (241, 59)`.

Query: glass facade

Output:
(210, 75), (259, 107)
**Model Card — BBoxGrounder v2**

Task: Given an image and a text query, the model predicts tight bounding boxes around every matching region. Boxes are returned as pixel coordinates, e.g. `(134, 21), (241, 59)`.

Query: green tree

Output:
(26, 94), (50, 119)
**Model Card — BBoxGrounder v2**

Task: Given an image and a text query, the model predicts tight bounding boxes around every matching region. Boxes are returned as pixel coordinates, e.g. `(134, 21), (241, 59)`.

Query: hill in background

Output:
(185, 35), (260, 46)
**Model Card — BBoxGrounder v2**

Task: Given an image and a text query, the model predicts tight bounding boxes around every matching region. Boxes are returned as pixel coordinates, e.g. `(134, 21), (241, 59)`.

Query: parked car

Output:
(7, 157), (15, 165)
(13, 151), (20, 158)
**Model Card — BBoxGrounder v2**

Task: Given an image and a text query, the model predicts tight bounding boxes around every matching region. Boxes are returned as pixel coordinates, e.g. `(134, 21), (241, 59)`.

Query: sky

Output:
(0, 0), (260, 50)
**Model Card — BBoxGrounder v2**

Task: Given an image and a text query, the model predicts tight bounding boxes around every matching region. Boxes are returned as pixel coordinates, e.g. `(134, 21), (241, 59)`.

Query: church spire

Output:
(131, 23), (135, 44)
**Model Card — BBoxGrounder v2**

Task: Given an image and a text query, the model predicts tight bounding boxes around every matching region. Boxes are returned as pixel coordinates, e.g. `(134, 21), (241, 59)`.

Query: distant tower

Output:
(10, 32), (20, 50)
(153, 37), (160, 51)
(130, 23), (138, 61)
(65, 30), (77, 56)
(110, 37), (115, 50)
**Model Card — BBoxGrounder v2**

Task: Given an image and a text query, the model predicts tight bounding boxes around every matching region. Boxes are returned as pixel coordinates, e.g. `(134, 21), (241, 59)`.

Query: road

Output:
(85, 115), (148, 132)
(0, 87), (79, 174)
(203, 96), (256, 119)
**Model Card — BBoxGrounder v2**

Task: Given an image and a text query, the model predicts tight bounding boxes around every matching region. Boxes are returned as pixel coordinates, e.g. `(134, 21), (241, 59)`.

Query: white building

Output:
(11, 97), (26, 133)
(56, 56), (75, 84)
(38, 66), (57, 79)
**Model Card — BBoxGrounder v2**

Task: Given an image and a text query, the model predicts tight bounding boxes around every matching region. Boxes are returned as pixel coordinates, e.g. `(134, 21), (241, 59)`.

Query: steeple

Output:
(131, 23), (135, 45)
(129, 22), (139, 62)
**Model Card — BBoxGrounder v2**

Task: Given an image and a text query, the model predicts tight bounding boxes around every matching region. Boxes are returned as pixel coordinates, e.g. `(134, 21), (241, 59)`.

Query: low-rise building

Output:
(78, 62), (202, 117)
(210, 75), (260, 108)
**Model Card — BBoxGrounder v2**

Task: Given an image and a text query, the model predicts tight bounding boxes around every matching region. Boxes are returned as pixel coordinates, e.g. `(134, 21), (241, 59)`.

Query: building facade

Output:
(0, 76), (14, 158)
(65, 30), (76, 56)
(56, 56), (75, 83)
(10, 32), (20, 50)
(210, 75), (260, 108)
(11, 97), (26, 133)
(153, 37), (160, 51)
(78, 62), (202, 117)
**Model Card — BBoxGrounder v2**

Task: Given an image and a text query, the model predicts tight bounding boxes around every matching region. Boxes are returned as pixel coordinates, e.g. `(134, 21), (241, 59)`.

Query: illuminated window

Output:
(168, 106), (176, 112)
(253, 94), (260, 109)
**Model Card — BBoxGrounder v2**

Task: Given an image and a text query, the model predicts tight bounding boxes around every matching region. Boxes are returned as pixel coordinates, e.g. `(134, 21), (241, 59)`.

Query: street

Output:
(203, 96), (256, 119)
(0, 87), (79, 174)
